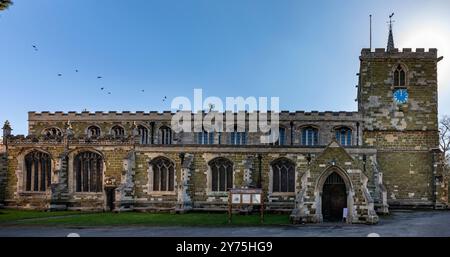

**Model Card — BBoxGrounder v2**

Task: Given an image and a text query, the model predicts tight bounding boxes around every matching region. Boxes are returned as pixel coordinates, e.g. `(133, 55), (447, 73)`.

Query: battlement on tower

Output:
(360, 48), (438, 59)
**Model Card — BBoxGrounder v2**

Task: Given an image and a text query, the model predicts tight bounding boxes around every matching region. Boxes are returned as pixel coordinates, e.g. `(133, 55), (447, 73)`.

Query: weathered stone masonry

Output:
(0, 45), (448, 224)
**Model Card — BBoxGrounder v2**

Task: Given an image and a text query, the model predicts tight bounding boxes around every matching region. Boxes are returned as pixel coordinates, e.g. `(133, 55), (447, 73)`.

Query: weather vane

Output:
(389, 12), (395, 27)
(207, 103), (215, 112)
(387, 12), (396, 52)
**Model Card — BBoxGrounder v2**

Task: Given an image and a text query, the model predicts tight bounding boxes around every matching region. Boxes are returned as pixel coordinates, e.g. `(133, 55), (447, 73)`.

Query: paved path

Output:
(0, 210), (449, 237)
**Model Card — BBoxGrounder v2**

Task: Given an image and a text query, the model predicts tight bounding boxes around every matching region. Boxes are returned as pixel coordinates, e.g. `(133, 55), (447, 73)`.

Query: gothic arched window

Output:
(24, 151), (51, 191)
(150, 157), (175, 191)
(209, 157), (233, 192)
(229, 128), (246, 145)
(394, 64), (406, 87)
(159, 126), (172, 145)
(278, 127), (286, 145)
(271, 158), (295, 192)
(268, 127), (287, 145)
(335, 127), (352, 146)
(74, 151), (103, 192)
(276, 127), (287, 145)
(87, 125), (101, 138)
(301, 126), (319, 146)
(218, 132), (222, 144)
(197, 130), (214, 144)
(111, 125), (125, 138)
(138, 125), (149, 144)
(43, 127), (63, 138)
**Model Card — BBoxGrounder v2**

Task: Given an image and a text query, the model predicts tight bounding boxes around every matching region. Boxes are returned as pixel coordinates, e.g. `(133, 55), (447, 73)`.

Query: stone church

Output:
(0, 26), (448, 224)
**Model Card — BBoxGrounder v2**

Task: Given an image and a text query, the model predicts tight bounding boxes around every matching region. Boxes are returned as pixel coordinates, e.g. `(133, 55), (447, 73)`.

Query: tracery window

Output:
(87, 125), (101, 138)
(74, 151), (103, 192)
(150, 157), (175, 191)
(229, 129), (246, 145)
(271, 158), (295, 193)
(266, 127), (287, 146)
(159, 126), (172, 145)
(111, 125), (125, 138)
(394, 64), (406, 87)
(335, 127), (352, 146)
(197, 130), (214, 144)
(301, 126), (319, 146)
(138, 125), (150, 144)
(43, 127), (63, 138)
(24, 151), (51, 191)
(209, 157), (233, 192)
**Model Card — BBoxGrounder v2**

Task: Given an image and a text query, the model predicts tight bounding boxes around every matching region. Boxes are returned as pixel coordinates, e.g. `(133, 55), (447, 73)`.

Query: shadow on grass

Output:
(1, 209), (291, 227)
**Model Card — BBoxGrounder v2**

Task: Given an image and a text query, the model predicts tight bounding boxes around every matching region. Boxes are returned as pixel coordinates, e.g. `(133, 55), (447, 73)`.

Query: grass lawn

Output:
(0, 209), (290, 227)
(0, 209), (81, 223)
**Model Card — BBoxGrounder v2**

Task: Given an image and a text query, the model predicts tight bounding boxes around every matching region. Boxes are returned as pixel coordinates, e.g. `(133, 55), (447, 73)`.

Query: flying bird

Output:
(32, 45), (38, 51)
(141, 89), (145, 93)
(100, 87), (104, 90)
(75, 69), (79, 73)
(108, 92), (111, 95)
(97, 76), (102, 79)
(57, 73), (62, 76)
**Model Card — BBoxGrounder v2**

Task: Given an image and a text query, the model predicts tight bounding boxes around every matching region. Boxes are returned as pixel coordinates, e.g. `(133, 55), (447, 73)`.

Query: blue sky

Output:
(1, 0), (449, 135)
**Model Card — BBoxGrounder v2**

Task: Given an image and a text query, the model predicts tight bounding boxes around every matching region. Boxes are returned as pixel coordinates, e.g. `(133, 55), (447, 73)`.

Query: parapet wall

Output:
(360, 48), (438, 59)
(28, 111), (361, 122)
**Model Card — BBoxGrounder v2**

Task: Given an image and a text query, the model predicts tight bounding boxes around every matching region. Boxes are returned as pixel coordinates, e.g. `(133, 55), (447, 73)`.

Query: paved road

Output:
(1, 210), (449, 237)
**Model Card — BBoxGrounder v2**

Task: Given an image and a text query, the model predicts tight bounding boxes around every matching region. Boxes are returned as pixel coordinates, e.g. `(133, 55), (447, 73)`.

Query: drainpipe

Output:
(432, 151), (436, 209)
(257, 154), (262, 188)
(362, 154), (367, 172)
(356, 122), (360, 146)
(290, 121), (294, 146)
(150, 122), (155, 144)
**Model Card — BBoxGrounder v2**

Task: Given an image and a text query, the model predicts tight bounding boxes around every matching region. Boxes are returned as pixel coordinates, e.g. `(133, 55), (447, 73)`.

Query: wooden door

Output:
(322, 172), (347, 222)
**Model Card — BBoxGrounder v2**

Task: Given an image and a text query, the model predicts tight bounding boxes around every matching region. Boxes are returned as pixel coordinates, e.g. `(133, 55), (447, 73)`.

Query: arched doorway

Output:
(322, 172), (347, 222)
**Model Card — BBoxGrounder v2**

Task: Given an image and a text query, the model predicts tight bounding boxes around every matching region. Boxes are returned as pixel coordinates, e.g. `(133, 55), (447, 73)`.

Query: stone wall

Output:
(27, 111), (363, 146)
(359, 48), (438, 132)
(0, 144), (6, 206)
(3, 136), (381, 222)
(1, 46), (447, 222)
(290, 142), (379, 224)
(358, 48), (446, 208)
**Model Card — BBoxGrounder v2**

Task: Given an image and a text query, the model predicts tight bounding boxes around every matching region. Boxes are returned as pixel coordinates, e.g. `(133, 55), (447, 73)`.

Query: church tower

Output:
(357, 14), (446, 208)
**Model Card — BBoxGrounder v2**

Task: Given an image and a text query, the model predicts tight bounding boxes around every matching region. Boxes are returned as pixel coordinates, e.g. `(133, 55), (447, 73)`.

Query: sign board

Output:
(228, 188), (264, 224)
(342, 208), (348, 218)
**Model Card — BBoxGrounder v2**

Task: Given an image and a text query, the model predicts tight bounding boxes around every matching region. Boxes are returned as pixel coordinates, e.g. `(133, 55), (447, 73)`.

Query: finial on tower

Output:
(2, 120), (11, 130)
(387, 12), (395, 52)
(2, 120), (12, 144)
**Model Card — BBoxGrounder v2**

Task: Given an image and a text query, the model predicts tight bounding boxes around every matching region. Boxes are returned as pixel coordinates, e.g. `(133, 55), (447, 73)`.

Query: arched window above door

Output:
(335, 127), (352, 146)
(301, 126), (318, 146)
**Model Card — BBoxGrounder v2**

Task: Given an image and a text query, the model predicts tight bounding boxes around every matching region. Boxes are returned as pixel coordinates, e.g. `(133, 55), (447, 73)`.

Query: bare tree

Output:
(439, 116), (450, 165)
(0, 0), (13, 11)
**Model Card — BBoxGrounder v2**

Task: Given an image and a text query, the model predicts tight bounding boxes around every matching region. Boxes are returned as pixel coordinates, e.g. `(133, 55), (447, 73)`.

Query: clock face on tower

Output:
(393, 88), (409, 104)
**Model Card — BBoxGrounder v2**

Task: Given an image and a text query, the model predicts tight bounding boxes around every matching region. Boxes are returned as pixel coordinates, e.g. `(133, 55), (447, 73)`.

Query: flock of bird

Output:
(31, 44), (168, 102)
